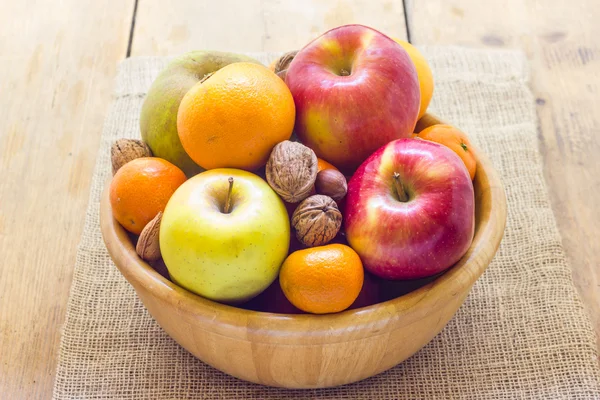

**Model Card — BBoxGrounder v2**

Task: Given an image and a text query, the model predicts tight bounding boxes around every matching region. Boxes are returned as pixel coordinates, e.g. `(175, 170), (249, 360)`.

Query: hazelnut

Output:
(315, 169), (347, 202)
(266, 140), (318, 203)
(292, 195), (342, 247)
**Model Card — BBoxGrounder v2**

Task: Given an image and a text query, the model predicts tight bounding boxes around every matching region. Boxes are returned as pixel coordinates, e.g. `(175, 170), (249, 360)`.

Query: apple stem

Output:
(340, 68), (351, 76)
(224, 177), (234, 214)
(393, 172), (409, 202)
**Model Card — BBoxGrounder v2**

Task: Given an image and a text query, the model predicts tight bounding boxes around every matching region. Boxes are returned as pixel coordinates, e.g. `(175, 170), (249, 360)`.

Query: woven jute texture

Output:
(53, 48), (600, 399)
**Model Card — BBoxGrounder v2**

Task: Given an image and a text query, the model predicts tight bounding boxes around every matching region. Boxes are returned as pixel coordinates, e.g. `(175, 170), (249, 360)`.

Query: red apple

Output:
(349, 270), (440, 309)
(345, 139), (475, 280)
(241, 280), (303, 314)
(348, 271), (380, 309)
(285, 24), (420, 172)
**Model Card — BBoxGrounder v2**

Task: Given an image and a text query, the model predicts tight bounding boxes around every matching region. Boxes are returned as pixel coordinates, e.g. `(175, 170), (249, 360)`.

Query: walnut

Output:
(266, 140), (318, 203)
(274, 50), (298, 81)
(315, 169), (347, 202)
(111, 139), (152, 175)
(292, 195), (342, 247)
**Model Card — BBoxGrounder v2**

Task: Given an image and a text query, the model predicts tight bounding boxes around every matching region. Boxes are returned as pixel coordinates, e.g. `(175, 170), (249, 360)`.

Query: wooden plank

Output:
(0, 1), (134, 398)
(406, 0), (600, 350)
(131, 0), (408, 56)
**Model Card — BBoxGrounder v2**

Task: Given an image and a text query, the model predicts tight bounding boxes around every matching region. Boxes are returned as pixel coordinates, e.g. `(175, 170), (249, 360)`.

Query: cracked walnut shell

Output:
(292, 195), (342, 247)
(266, 140), (318, 203)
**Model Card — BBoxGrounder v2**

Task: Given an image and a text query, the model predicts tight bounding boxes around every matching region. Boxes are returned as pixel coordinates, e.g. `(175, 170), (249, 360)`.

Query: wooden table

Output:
(1, 1), (598, 397)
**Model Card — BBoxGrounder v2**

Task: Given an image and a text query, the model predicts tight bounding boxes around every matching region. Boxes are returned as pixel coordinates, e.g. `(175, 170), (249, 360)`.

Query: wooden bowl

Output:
(100, 114), (506, 389)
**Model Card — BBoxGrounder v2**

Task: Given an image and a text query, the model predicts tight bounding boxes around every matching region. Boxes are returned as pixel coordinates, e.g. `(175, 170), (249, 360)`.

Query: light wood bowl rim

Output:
(100, 113), (507, 346)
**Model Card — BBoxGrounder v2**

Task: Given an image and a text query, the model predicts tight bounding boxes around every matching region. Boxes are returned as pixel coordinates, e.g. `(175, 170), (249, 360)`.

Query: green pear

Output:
(140, 51), (262, 176)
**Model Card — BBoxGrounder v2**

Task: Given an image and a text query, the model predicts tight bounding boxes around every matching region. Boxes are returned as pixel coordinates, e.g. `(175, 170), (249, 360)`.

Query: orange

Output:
(394, 39), (434, 119)
(317, 158), (339, 173)
(279, 244), (364, 314)
(109, 157), (186, 234)
(268, 59), (277, 71)
(177, 62), (296, 171)
(416, 124), (477, 180)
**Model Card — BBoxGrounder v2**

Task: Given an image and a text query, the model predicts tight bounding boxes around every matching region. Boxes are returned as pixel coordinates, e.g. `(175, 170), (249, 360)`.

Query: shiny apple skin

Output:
(160, 169), (290, 303)
(285, 24), (420, 172)
(345, 139), (475, 280)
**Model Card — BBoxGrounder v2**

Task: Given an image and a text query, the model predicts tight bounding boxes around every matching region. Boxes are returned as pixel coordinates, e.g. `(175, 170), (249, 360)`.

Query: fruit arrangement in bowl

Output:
(101, 24), (506, 388)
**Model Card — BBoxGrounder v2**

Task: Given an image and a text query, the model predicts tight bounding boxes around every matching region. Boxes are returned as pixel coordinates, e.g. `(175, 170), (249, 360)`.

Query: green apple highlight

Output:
(140, 51), (261, 176)
(160, 169), (290, 303)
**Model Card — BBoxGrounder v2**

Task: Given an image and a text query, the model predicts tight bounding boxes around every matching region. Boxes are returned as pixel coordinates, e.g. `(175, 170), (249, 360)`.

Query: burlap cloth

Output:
(53, 48), (600, 399)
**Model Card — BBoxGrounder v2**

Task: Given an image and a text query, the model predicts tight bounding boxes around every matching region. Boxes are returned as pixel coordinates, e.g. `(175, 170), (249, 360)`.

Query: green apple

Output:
(140, 51), (261, 176)
(160, 168), (290, 303)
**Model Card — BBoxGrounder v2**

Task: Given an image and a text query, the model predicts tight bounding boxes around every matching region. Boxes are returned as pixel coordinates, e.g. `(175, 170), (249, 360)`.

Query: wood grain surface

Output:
(0, 1), (134, 398)
(130, 0), (408, 55)
(407, 0), (600, 353)
(1, 0), (598, 397)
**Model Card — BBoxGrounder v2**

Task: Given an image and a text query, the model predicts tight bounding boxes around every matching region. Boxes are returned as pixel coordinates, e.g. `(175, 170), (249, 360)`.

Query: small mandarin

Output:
(109, 157), (186, 234)
(268, 58), (278, 72)
(317, 158), (339, 173)
(279, 244), (364, 314)
(416, 124), (477, 180)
